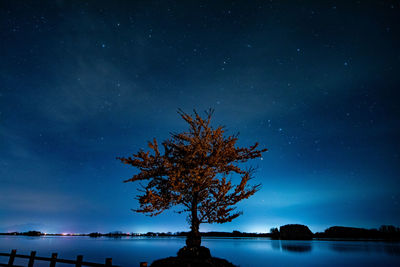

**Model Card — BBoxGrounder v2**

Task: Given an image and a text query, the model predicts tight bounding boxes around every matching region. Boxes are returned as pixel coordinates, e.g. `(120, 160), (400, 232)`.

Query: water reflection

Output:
(329, 241), (400, 255)
(270, 240), (281, 251)
(269, 239), (400, 256)
(329, 242), (372, 253)
(281, 242), (312, 253)
(270, 240), (313, 253)
(1, 236), (400, 267)
(384, 244), (400, 255)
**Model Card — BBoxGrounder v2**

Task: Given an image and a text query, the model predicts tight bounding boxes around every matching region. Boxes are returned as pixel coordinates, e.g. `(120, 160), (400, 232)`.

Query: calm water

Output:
(1, 236), (400, 267)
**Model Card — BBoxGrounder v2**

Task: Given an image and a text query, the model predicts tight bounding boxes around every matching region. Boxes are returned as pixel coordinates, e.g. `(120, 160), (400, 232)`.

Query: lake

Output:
(1, 236), (400, 266)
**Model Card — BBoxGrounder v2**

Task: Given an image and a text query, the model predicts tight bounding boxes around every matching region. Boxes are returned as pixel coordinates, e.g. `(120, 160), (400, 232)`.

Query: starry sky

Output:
(1, 0), (399, 234)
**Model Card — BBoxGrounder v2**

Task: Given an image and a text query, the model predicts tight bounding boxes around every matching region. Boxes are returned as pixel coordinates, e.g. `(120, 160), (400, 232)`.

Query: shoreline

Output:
(1, 234), (399, 242)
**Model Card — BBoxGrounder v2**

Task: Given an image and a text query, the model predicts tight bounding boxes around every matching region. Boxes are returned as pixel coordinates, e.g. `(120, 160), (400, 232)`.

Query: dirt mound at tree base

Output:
(151, 256), (237, 267)
(151, 246), (236, 267)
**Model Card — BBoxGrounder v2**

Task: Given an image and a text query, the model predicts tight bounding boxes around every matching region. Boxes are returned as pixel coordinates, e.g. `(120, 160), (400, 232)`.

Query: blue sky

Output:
(1, 1), (399, 234)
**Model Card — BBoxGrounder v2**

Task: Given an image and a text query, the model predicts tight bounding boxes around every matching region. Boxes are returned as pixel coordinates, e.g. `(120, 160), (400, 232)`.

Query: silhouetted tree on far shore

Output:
(118, 109), (267, 251)
(270, 227), (279, 239)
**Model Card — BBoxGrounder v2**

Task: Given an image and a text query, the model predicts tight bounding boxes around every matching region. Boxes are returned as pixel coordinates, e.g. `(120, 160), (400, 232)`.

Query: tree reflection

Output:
(280, 241), (312, 253)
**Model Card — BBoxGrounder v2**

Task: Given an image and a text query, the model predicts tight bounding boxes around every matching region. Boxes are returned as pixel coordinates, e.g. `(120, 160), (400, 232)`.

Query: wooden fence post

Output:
(1, 250), (115, 267)
(50, 252), (58, 267)
(28, 251), (36, 267)
(76, 255), (83, 267)
(105, 258), (112, 266)
(140, 262), (148, 267)
(8, 249), (16, 266)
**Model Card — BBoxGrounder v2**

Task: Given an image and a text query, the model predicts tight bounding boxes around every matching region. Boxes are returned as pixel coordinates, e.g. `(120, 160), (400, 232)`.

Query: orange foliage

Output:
(118, 109), (267, 235)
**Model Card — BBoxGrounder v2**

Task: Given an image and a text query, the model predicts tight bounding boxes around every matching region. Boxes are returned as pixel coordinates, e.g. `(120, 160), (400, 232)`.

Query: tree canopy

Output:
(118, 109), (267, 246)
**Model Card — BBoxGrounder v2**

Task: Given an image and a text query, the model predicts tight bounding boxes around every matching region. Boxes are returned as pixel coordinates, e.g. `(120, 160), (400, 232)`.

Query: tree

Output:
(118, 109), (267, 249)
(270, 227), (279, 239)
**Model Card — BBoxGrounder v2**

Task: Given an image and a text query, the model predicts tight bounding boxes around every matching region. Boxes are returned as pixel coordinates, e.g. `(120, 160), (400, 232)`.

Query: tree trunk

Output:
(186, 194), (201, 248)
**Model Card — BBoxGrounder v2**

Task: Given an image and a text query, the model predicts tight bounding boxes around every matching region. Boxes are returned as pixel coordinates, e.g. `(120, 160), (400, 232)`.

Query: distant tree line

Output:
(0, 230), (269, 238)
(1, 224), (399, 240)
(269, 224), (400, 240)
(88, 231), (269, 238)
(314, 225), (400, 240)
(0, 231), (44, 236)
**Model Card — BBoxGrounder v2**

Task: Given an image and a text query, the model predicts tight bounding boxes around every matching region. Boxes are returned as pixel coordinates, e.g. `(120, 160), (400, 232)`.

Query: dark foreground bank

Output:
(151, 256), (236, 267)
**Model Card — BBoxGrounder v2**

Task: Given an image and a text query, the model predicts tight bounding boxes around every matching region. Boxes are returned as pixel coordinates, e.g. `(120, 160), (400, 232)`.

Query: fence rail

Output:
(0, 249), (118, 267)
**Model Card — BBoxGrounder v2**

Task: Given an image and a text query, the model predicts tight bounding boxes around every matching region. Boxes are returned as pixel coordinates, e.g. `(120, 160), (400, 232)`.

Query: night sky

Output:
(1, 1), (400, 234)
